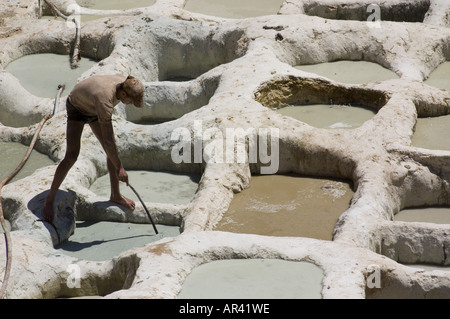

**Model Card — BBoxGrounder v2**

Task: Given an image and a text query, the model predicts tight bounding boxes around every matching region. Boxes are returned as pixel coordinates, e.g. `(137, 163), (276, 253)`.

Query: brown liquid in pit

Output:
(215, 175), (354, 240)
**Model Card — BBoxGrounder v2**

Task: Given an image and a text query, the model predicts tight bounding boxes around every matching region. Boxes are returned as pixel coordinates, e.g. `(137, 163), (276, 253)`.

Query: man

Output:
(42, 74), (145, 222)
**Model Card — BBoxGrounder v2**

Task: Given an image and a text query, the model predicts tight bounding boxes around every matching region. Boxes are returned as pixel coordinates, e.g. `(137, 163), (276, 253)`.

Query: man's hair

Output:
(119, 75), (145, 107)
(119, 75), (134, 92)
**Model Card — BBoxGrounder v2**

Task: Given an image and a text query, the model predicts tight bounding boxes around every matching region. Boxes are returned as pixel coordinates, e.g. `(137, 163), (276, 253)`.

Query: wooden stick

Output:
(128, 184), (159, 235)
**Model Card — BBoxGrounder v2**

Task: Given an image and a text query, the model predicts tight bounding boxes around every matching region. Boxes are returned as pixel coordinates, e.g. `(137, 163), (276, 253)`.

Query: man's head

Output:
(118, 75), (145, 108)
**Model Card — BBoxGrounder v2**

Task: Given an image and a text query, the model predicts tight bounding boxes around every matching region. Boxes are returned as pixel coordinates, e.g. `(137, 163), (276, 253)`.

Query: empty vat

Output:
(215, 175), (353, 240)
(178, 259), (323, 299)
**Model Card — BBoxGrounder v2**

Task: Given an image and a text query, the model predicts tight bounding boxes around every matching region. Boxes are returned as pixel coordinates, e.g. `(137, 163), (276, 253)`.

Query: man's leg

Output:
(88, 121), (135, 210)
(43, 120), (85, 222)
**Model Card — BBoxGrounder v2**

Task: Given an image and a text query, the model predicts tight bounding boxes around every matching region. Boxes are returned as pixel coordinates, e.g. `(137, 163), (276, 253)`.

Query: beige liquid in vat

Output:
(215, 175), (353, 240)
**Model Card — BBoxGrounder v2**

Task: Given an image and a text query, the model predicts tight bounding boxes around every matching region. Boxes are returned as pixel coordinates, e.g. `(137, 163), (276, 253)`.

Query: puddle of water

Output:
(56, 220), (179, 261)
(215, 175), (353, 240)
(394, 207), (450, 224)
(424, 61), (450, 91)
(295, 60), (399, 84)
(411, 115), (450, 151)
(0, 142), (54, 183)
(184, 0), (285, 19)
(178, 259), (323, 299)
(5, 53), (97, 98)
(277, 104), (376, 129)
(89, 170), (200, 205)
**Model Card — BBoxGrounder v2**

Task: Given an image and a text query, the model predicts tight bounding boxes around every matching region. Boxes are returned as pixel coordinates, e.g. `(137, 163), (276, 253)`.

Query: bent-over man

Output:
(43, 74), (145, 222)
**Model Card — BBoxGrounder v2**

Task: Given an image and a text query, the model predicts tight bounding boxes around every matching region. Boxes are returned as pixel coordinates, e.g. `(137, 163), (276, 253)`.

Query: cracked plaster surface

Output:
(0, 0), (449, 298)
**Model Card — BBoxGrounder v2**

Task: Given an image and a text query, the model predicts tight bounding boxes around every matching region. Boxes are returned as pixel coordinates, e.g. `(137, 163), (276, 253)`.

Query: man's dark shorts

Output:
(66, 99), (98, 124)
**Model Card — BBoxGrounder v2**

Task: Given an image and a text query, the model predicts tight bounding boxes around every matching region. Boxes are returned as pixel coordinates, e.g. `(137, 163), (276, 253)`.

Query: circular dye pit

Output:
(56, 220), (179, 261)
(0, 142), (54, 183)
(411, 115), (450, 151)
(215, 175), (354, 240)
(5, 53), (97, 98)
(89, 170), (200, 205)
(277, 103), (376, 129)
(295, 60), (399, 84)
(178, 259), (323, 299)
(424, 61), (450, 91)
(394, 207), (450, 224)
(184, 0), (284, 19)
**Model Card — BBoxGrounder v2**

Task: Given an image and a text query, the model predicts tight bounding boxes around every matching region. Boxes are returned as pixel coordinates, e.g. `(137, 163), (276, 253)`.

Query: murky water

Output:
(215, 175), (353, 240)
(0, 142), (54, 183)
(424, 61), (450, 91)
(295, 60), (399, 84)
(90, 170), (200, 205)
(184, 0), (285, 19)
(395, 207), (450, 224)
(5, 53), (97, 98)
(60, 169), (195, 262)
(178, 259), (323, 299)
(278, 60), (396, 128)
(411, 62), (449, 150)
(277, 104), (376, 129)
(411, 115), (450, 151)
(56, 221), (179, 261)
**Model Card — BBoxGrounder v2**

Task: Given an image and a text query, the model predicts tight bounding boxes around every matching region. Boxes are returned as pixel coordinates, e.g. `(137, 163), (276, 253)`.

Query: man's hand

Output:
(117, 166), (129, 186)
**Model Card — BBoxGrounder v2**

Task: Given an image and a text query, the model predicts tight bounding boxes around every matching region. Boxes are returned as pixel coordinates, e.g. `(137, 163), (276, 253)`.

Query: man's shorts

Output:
(66, 100), (98, 124)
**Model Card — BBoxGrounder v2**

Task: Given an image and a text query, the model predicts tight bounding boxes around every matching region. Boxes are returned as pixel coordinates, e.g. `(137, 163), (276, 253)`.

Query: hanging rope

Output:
(0, 85), (64, 298)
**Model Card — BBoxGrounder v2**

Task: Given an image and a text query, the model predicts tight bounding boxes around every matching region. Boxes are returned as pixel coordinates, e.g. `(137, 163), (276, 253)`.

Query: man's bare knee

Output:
(63, 152), (79, 167)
